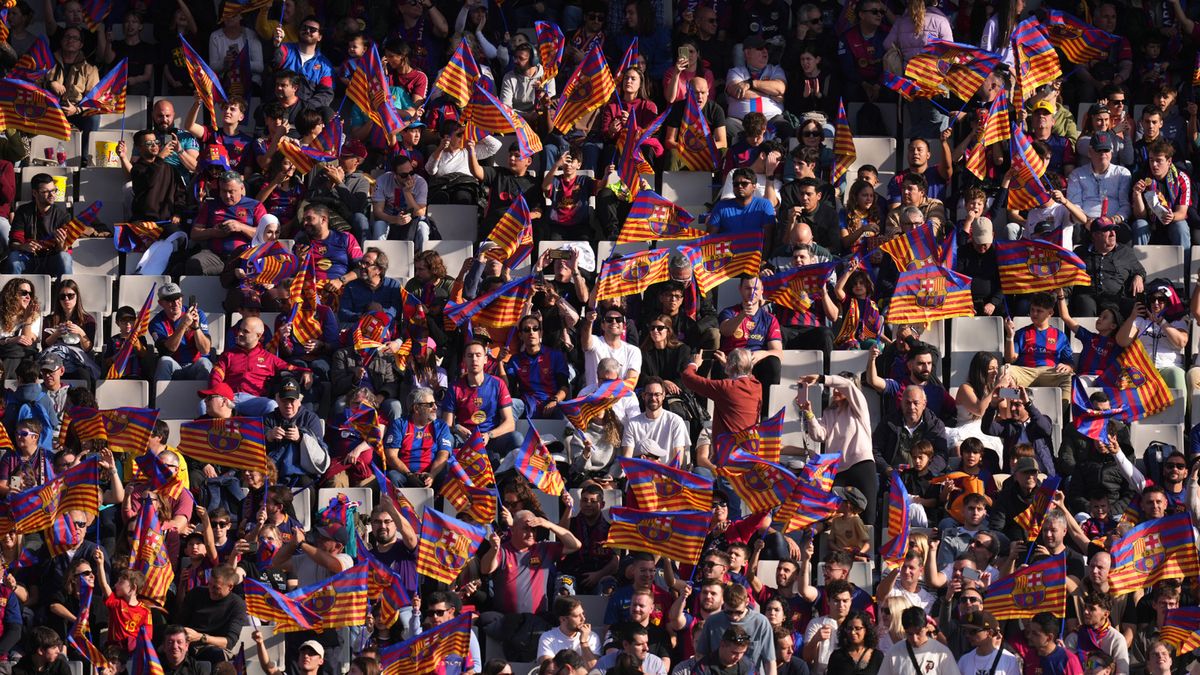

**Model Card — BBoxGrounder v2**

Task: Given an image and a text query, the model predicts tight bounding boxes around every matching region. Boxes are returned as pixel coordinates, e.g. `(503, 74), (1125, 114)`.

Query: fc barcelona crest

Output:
(1026, 248), (1061, 278)
(1012, 571), (1046, 608)
(648, 206), (673, 235)
(13, 89), (46, 119)
(704, 242), (733, 273)
(1133, 534), (1165, 573)
(434, 530), (472, 570)
(569, 80), (593, 102)
(654, 478), (682, 498)
(636, 517), (672, 543)
(1116, 366), (1147, 390)
(683, 131), (706, 152)
(207, 420), (243, 452)
(915, 276), (946, 308)
(623, 260), (651, 281)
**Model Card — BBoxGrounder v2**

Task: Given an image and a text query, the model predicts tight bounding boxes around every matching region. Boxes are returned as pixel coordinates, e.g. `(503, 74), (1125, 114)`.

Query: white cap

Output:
(299, 640), (325, 657)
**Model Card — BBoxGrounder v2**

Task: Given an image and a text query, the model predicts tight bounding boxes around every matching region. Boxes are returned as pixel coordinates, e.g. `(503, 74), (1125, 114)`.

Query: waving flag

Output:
(881, 72), (934, 100)
(560, 379), (635, 430)
(879, 222), (952, 271)
(513, 424), (565, 495)
(292, 563), (369, 630)
(1013, 476), (1063, 542)
(70, 571), (111, 670)
(679, 233), (764, 294)
(1194, 53), (1200, 89)
(713, 406), (787, 464)
(244, 579), (321, 630)
(417, 507), (487, 584)
(887, 265), (974, 324)
(1044, 10), (1121, 64)
(114, 220), (165, 253)
(552, 45), (615, 133)
(178, 417), (268, 472)
(0, 78), (71, 140)
(676, 84), (719, 171)
(134, 449), (181, 501)
(78, 58), (127, 115)
(286, 250), (324, 346)
(0, 10), (9, 44)
(831, 98), (855, 187)
(995, 239), (1090, 294)
(617, 108), (669, 196)
(242, 240), (298, 288)
(132, 496), (173, 608)
(1071, 377), (1124, 444)
(380, 613), (474, 675)
(224, 44), (253, 100)
(52, 201), (102, 250)
(348, 44), (403, 138)
(106, 280), (154, 377)
(617, 37), (639, 76)
(1162, 608), (1200, 654)
(95, 406), (158, 456)
(1011, 18), (1063, 90)
(8, 479), (63, 534)
(1007, 127), (1052, 211)
(620, 457), (713, 511)
(131, 625), (163, 675)
(358, 542), (412, 628)
(441, 456), (498, 524)
(595, 248), (671, 301)
(436, 38), (481, 107)
(981, 87), (1012, 147)
(618, 189), (700, 243)
(535, 21), (565, 83)
(220, 0), (273, 20)
(179, 33), (228, 125)
(11, 35), (52, 81)
(464, 85), (543, 157)
(722, 449), (798, 515)
(81, 0), (111, 30)
(879, 471), (911, 569)
(984, 553), (1067, 619)
(1108, 513), (1200, 595)
(444, 274), (535, 330)
(762, 262), (836, 313)
(905, 40), (1001, 100)
(1096, 340), (1174, 422)
(276, 138), (336, 175)
(607, 507), (708, 563)
(454, 432), (496, 488)
(483, 194), (533, 268)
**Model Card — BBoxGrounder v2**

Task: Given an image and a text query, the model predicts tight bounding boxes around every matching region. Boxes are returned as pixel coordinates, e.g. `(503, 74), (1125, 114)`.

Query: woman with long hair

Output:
(841, 180), (886, 254)
(980, 0), (1023, 64)
(47, 557), (97, 644)
(883, 0), (953, 137)
(639, 314), (692, 395)
(589, 66), (660, 172)
(609, 0), (671, 78)
(0, 278), (40, 373)
(255, 151), (308, 237)
(797, 370), (878, 526)
(828, 610), (883, 674)
(945, 350), (1005, 464)
(831, 259), (885, 350)
(875, 595), (915, 653)
(662, 38), (715, 104)
(42, 279), (100, 380)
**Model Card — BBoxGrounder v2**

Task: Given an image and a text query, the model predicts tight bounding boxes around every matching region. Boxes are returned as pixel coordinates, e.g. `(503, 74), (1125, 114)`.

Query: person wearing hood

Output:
(1116, 279), (1188, 390)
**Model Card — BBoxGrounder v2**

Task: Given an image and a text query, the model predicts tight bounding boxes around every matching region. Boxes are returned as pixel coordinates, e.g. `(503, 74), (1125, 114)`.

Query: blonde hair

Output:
(879, 595), (915, 642)
(907, 530), (930, 563)
(909, 0), (926, 38)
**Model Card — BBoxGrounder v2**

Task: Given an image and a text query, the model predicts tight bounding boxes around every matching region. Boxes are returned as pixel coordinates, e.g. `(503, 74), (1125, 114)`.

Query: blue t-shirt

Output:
(149, 308), (210, 364)
(706, 196), (775, 236)
(1014, 325), (1072, 368)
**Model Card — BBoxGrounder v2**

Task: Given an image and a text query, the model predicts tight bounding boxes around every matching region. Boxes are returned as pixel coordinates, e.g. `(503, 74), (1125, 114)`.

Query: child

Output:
(1003, 292), (1074, 399)
(95, 556), (151, 658)
(856, 164), (879, 187)
(1080, 490), (1118, 545)
(900, 440), (939, 527)
(831, 258), (885, 350)
(1064, 592), (1130, 673)
(1015, 611), (1084, 674)
(542, 147), (598, 241)
(100, 306), (154, 381)
(1152, 83), (1186, 154)
(337, 31), (368, 88)
(726, 543), (751, 585)
(1056, 292), (1120, 382)
(825, 486), (870, 560)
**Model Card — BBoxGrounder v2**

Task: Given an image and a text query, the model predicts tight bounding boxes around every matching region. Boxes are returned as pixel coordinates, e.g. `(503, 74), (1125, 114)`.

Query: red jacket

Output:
(680, 363), (761, 437)
(210, 345), (298, 396)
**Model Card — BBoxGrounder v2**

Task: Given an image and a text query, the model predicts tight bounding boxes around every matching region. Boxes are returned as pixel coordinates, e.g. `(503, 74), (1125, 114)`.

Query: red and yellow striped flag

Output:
(552, 45), (615, 133)
(831, 98), (855, 187)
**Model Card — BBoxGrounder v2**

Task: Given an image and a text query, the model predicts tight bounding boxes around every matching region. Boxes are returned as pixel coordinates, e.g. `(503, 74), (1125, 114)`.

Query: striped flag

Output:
(712, 406), (787, 464)
(1194, 53), (1200, 88)
(1162, 607), (1200, 655)
(435, 38), (481, 107)
(416, 507), (487, 584)
(619, 457), (713, 511)
(881, 72), (932, 101)
(178, 417), (269, 473)
(721, 449), (797, 515)
(224, 44), (253, 100)
(676, 84), (719, 171)
(441, 457), (498, 524)
(178, 33), (228, 125)
(1071, 377), (1124, 444)
(131, 497), (173, 608)
(220, 0), (273, 20)
(831, 98), (855, 188)
(444, 274), (535, 330)
(879, 471), (910, 569)
(995, 239), (1090, 294)
(57, 456), (100, 516)
(467, 87), (545, 157)
(964, 138), (988, 180)
(293, 563), (369, 630)
(617, 37), (639, 76)
(11, 35), (52, 80)
(380, 613), (474, 675)
(1044, 10), (1121, 64)
(679, 233), (764, 294)
(560, 379), (635, 430)
(134, 448), (182, 499)
(904, 41), (1001, 101)
(0, 78), (71, 140)
(242, 240), (299, 288)
(358, 543), (412, 628)
(80, 0), (111, 30)
(552, 45), (615, 133)
(7, 473), (62, 535)
(983, 553), (1068, 619)
(1012, 18), (1062, 93)
(535, 21), (565, 83)
(1007, 124), (1053, 211)
(0, 10), (9, 44)
(131, 625), (164, 675)
(78, 58), (127, 115)
(886, 265), (974, 324)
(483, 193), (533, 268)
(70, 571), (111, 670)
(51, 201), (102, 250)
(617, 189), (700, 243)
(606, 507), (708, 564)
(244, 579), (321, 631)
(347, 44), (403, 138)
(595, 248), (672, 301)
(980, 87), (1012, 147)
(1013, 476), (1062, 542)
(878, 222), (952, 271)
(276, 137), (336, 174)
(513, 424), (565, 496)
(1096, 340), (1174, 422)
(114, 220), (164, 253)
(101, 406), (158, 455)
(618, 109), (669, 196)
(1109, 513), (1200, 595)
(761, 262), (836, 313)
(108, 283), (156, 379)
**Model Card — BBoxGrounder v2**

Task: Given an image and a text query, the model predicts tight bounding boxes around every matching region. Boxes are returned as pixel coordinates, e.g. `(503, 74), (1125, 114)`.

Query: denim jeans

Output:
(1132, 218), (1190, 247)
(156, 356), (213, 381)
(4, 250), (72, 275)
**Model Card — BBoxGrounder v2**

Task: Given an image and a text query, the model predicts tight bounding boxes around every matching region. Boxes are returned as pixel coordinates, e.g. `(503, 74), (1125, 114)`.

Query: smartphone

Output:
(548, 250), (572, 261)
(998, 387), (1020, 399)
(188, 295), (197, 310)
(701, 349), (717, 359)
(677, 46), (688, 61)
(961, 567), (981, 582)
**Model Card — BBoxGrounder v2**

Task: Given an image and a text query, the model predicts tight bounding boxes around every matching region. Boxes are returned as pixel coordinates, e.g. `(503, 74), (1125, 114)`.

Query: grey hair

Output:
(727, 348), (753, 377)
(597, 357), (621, 379)
(219, 171), (244, 185)
(899, 205), (923, 222)
(408, 387), (435, 408)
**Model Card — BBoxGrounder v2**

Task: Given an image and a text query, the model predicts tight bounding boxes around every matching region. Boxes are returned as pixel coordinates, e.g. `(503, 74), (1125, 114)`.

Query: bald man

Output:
(871, 383), (949, 472)
(150, 100), (200, 177)
(209, 316), (312, 416)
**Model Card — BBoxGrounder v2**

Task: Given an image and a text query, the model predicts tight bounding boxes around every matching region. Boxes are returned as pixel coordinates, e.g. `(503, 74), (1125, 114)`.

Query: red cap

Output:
(198, 382), (236, 400)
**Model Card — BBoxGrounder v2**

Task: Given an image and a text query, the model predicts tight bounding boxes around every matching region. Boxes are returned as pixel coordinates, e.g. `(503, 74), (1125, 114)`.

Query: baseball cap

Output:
(960, 611), (999, 632)
(276, 379), (302, 400)
(743, 34), (767, 49)
(1091, 215), (1119, 232)
(1014, 456), (1039, 474)
(115, 305), (137, 321)
(404, 121), (426, 130)
(36, 352), (63, 371)
(971, 218), (994, 245)
(1087, 103), (1111, 117)
(1090, 131), (1115, 152)
(158, 283), (183, 301)
(1031, 99), (1055, 115)
(636, 439), (667, 459)
(833, 486), (868, 512)
(317, 524), (350, 546)
(298, 640), (325, 657)
(340, 139), (368, 160)
(198, 382), (236, 400)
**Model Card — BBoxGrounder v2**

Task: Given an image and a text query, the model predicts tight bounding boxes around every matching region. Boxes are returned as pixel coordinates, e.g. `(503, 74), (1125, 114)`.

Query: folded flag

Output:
(832, 98), (856, 187)
(606, 507), (708, 564)
(131, 625), (164, 675)
(69, 571), (111, 670)
(1108, 513), (1200, 596)
(107, 283), (156, 379)
(619, 456), (713, 511)
(595, 248), (672, 301)
(995, 239), (1091, 294)
(535, 21), (565, 84)
(416, 506), (487, 584)
(131, 496), (173, 609)
(983, 553), (1068, 619)
(617, 189), (701, 243)
(560, 378), (635, 430)
(1071, 376), (1125, 444)
(114, 221), (165, 253)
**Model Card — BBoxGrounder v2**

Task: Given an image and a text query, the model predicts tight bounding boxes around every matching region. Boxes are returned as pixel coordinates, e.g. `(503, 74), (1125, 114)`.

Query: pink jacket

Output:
(803, 374), (874, 469)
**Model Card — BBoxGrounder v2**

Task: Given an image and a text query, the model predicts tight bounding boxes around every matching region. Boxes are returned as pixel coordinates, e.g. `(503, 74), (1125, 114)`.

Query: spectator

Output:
(372, 154), (431, 246)
(1066, 132), (1132, 233)
(268, 17), (335, 115)
(6, 174), (73, 276)
(1071, 218), (1145, 316)
(1131, 139), (1192, 247)
(337, 248), (404, 329)
(441, 340), (521, 460)
(209, 316), (313, 416)
(187, 172), (277, 275)
(682, 347), (761, 438)
(724, 36), (789, 141)
(176, 566), (247, 663)
(620, 377), (690, 467)
(695, 584), (775, 675)
(150, 283), (213, 382)
(538, 596), (600, 668)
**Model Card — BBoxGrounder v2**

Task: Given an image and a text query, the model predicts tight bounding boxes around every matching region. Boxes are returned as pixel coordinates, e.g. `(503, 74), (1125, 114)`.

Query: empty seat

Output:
(829, 350), (870, 375)
(207, 312), (227, 354)
(1134, 245), (1185, 287)
(96, 379), (150, 408)
(427, 205), (479, 241)
(155, 380), (207, 419)
(77, 168), (131, 224)
(1130, 423), (1185, 458)
(851, 136), (898, 173)
(69, 239), (120, 276)
(363, 239), (414, 280)
(179, 276), (229, 313)
(778, 349), (824, 382)
(118, 275), (169, 308)
(948, 317), (1004, 386)
(661, 171), (714, 212)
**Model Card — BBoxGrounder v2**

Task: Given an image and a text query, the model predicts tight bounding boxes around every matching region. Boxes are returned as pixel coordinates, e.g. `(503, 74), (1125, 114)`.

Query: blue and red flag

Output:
(483, 193), (533, 268)
(886, 265), (975, 324)
(1071, 377), (1125, 443)
(0, 78), (71, 140)
(347, 44), (403, 139)
(881, 72), (931, 101)
(177, 417), (268, 473)
(380, 613), (474, 675)
(1013, 476), (1062, 542)
(464, 86), (545, 156)
(244, 578), (322, 630)
(435, 38), (481, 107)
(617, 189), (701, 243)
(80, 0), (111, 30)
(358, 540), (413, 628)
(617, 108), (668, 196)
(1044, 10), (1121, 64)
(679, 232), (765, 294)
(879, 471), (911, 569)
(78, 58), (127, 115)
(114, 220), (165, 253)
(1011, 17), (1062, 88)
(879, 221), (953, 271)
(617, 37), (639, 76)
(1008, 123), (1053, 211)
(832, 98), (855, 187)
(11, 35), (53, 81)
(535, 21), (565, 84)
(762, 262), (837, 313)
(777, 454), (842, 531)
(712, 406), (787, 464)
(675, 83), (719, 171)
(560, 378), (635, 430)
(224, 44), (253, 100)
(984, 553), (1067, 619)
(994, 239), (1090, 294)
(293, 563), (369, 630)
(178, 33), (228, 126)
(513, 424), (565, 496)
(619, 456), (713, 511)
(1109, 513), (1200, 595)
(131, 625), (165, 675)
(132, 496), (173, 608)
(721, 448), (798, 515)
(552, 44), (615, 133)
(595, 247), (672, 301)
(607, 507), (708, 564)
(444, 274), (536, 330)
(70, 570), (111, 669)
(1096, 340), (1174, 422)
(1162, 607), (1200, 655)
(416, 507), (487, 584)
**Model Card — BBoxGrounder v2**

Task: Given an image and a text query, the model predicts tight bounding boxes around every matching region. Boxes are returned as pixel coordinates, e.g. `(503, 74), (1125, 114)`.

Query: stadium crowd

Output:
(7, 0), (1200, 673)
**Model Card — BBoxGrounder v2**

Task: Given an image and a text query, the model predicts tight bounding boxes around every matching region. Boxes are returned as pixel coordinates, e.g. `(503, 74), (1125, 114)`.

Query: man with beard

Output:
(668, 579), (725, 662)
(150, 100), (200, 181)
(620, 378), (690, 467)
(269, 17), (335, 115)
(865, 342), (955, 426)
(557, 485), (619, 595)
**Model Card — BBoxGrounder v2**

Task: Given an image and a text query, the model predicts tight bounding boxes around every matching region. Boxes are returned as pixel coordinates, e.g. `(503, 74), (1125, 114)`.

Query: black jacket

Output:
(872, 408), (949, 472)
(1062, 440), (1138, 516)
(955, 243), (1004, 311)
(982, 403), (1056, 477)
(989, 477), (1038, 542)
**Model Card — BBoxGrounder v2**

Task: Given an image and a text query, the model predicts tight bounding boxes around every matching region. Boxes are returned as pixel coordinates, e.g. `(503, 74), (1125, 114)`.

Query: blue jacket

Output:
(338, 277), (404, 328)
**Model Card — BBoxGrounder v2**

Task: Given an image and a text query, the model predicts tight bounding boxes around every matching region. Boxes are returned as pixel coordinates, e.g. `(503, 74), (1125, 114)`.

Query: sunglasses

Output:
(424, 607), (451, 617)
(1109, 99), (1126, 105)
(414, 401), (438, 408)
(520, 325), (541, 333)
(16, 431), (37, 438)
(214, 521), (231, 527)
(701, 560), (724, 568)
(300, 25), (320, 33)
(78, 570), (95, 577)
(801, 130), (823, 137)
(1166, 463), (1187, 469)
(16, 290), (30, 297)
(713, 501), (728, 508)
(59, 293), (76, 300)
(648, 325), (668, 331)
(603, 316), (625, 323)
(74, 521), (88, 529)
(732, 180), (753, 187)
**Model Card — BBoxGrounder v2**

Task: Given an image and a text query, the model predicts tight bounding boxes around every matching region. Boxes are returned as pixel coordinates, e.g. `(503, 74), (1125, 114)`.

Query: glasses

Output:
(35, 188), (57, 196)
(961, 596), (983, 604)
(17, 290), (31, 297)
(587, 11), (605, 18)
(603, 316), (625, 324)
(732, 180), (753, 187)
(301, 25), (320, 33)
(801, 131), (823, 138)
(648, 325), (668, 331)
(213, 521), (231, 527)
(520, 325), (541, 333)
(1109, 99), (1126, 105)
(701, 560), (725, 568)
(713, 501), (728, 508)
(16, 431), (37, 438)
(142, 139), (161, 146)
(78, 570), (95, 577)
(1166, 463), (1187, 469)
(727, 635), (751, 644)
(424, 607), (451, 617)
(59, 293), (76, 300)
(358, 261), (381, 269)
(414, 401), (438, 408)
(1150, 296), (1168, 303)
(74, 521), (87, 529)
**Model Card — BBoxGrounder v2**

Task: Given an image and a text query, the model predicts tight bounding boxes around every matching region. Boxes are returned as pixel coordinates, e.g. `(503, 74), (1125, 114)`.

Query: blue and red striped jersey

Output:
(505, 348), (570, 413)
(1073, 325), (1118, 376)
(1014, 325), (1072, 368)
(383, 418), (453, 473)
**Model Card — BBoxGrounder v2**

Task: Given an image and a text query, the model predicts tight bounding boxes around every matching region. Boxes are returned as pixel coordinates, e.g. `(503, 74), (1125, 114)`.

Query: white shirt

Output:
(957, 648), (1021, 675)
(578, 381), (641, 425)
(621, 409), (690, 464)
(879, 639), (961, 675)
(1066, 162), (1132, 220)
(724, 64), (786, 120)
(887, 586), (937, 613)
(803, 616), (840, 675)
(1132, 315), (1188, 369)
(537, 626), (601, 661)
(583, 337), (642, 388)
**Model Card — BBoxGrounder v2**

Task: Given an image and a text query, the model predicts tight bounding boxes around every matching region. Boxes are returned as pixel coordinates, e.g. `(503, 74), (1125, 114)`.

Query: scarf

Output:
(1075, 617), (1111, 657)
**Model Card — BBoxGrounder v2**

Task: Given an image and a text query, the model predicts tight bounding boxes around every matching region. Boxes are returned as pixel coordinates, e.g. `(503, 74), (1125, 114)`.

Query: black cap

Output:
(277, 379), (302, 400)
(743, 34), (767, 49)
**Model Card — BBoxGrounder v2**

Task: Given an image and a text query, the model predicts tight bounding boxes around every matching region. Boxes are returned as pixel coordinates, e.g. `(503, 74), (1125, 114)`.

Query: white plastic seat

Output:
(95, 379), (150, 408)
(69, 239), (120, 276)
(207, 312), (226, 354)
(1134, 245), (1185, 287)
(363, 239), (414, 280)
(96, 95), (149, 132)
(59, 273), (112, 314)
(769, 382), (822, 453)
(77, 168), (131, 224)
(425, 240), (473, 277)
(179, 276), (228, 314)
(948, 317), (1004, 386)
(19, 165), (75, 202)
(117, 275), (169, 309)
(1130, 423), (1185, 458)
(397, 487), (435, 517)
(427, 204), (479, 241)
(850, 136), (898, 173)
(235, 625), (284, 675)
(661, 171), (714, 212)
(154, 380), (207, 419)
